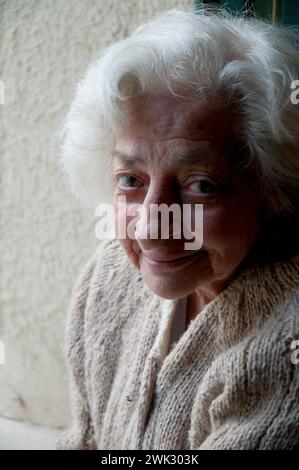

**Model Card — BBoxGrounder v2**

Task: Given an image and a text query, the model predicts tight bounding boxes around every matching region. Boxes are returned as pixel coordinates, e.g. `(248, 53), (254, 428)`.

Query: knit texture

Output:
(56, 238), (299, 450)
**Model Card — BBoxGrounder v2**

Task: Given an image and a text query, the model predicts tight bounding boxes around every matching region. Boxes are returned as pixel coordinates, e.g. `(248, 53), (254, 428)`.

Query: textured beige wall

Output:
(0, 0), (192, 429)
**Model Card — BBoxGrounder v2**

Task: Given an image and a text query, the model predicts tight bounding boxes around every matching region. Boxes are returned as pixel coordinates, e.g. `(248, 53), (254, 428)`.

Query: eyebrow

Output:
(112, 151), (145, 166)
(112, 149), (217, 166)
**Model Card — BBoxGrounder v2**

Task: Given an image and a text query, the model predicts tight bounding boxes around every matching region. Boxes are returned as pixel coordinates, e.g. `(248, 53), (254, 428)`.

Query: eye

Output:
(117, 175), (143, 188)
(188, 180), (218, 194)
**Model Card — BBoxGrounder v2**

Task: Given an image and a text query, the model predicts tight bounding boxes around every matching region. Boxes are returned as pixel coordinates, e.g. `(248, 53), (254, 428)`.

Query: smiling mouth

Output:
(142, 250), (206, 271)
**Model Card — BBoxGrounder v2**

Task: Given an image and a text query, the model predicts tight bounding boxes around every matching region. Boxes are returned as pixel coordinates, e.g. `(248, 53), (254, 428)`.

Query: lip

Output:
(142, 250), (205, 272)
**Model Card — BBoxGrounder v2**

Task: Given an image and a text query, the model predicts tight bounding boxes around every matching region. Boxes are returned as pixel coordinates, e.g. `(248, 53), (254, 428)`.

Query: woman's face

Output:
(112, 93), (261, 299)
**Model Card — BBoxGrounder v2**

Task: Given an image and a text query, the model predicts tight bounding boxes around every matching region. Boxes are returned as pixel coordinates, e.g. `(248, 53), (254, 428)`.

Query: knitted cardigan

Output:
(56, 237), (299, 450)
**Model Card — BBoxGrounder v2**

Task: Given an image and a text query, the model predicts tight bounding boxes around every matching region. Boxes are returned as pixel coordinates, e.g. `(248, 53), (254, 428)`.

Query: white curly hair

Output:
(59, 4), (299, 233)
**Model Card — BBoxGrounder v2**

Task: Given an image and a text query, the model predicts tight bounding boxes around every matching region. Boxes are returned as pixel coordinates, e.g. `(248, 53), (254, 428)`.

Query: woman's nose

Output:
(135, 182), (180, 247)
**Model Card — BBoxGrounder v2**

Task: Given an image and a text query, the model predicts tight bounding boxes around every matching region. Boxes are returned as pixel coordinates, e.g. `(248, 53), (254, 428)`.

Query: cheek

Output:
(114, 201), (141, 270)
(202, 201), (259, 252)
(118, 237), (139, 268)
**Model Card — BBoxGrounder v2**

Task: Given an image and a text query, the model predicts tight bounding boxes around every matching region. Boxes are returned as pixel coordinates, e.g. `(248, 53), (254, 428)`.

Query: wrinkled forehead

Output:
(116, 93), (243, 158)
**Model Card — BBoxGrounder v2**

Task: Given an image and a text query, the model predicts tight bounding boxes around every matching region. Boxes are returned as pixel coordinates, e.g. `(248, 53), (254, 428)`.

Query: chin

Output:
(140, 272), (195, 300)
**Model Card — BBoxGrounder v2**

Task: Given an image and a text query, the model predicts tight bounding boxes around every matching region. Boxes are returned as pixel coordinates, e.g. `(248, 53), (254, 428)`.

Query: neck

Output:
(185, 253), (258, 330)
(185, 274), (237, 330)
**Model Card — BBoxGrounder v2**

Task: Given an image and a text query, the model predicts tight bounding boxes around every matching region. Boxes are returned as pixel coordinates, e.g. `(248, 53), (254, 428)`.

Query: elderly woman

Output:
(56, 7), (299, 450)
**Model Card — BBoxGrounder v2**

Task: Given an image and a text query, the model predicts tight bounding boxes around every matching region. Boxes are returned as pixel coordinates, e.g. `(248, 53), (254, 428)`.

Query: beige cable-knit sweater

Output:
(56, 238), (299, 450)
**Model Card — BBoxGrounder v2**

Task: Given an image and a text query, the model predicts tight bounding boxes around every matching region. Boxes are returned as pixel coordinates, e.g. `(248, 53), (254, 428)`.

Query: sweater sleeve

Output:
(56, 244), (105, 450)
(190, 307), (299, 450)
